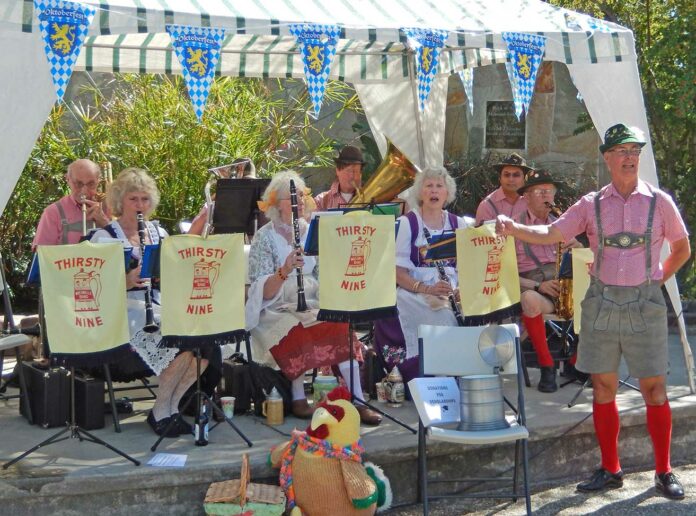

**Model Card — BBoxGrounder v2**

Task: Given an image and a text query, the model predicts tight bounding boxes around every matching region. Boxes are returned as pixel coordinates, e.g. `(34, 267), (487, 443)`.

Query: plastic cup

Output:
(375, 382), (387, 403)
(220, 396), (235, 419)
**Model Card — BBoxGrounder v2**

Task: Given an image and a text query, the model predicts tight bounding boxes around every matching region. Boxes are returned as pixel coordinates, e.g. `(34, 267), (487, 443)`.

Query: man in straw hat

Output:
(475, 152), (532, 224)
(314, 145), (365, 211)
(496, 123), (690, 499)
(513, 169), (578, 393)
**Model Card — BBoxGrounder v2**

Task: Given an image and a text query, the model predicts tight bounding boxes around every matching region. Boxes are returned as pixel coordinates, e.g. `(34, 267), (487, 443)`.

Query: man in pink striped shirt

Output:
(475, 153), (530, 224)
(496, 124), (690, 500)
(513, 169), (573, 393)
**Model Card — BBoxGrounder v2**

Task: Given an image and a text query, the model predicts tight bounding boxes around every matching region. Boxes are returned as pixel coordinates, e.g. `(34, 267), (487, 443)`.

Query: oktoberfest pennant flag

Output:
(166, 24), (226, 121)
(572, 248), (594, 333)
(160, 234), (246, 349)
(458, 68), (474, 116)
(289, 23), (341, 117)
(318, 213), (397, 323)
(502, 32), (546, 120)
(34, 0), (95, 102)
(402, 28), (448, 111)
(37, 242), (130, 366)
(456, 224), (521, 324)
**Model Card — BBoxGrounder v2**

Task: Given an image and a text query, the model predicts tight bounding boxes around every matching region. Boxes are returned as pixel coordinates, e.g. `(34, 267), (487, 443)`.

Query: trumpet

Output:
(136, 211), (159, 333)
(289, 179), (308, 312)
(545, 202), (573, 319)
(80, 163), (110, 235)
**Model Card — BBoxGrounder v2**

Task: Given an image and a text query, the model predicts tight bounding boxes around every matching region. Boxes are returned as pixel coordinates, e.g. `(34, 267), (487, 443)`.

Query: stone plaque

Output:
(485, 101), (525, 149)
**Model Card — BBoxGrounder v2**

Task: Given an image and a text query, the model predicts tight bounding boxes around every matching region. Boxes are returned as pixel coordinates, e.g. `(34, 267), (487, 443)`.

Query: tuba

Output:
(546, 202), (573, 319)
(350, 140), (420, 205)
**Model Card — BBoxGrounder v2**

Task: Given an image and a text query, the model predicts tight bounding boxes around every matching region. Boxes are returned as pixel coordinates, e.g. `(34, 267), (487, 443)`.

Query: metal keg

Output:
(457, 374), (509, 431)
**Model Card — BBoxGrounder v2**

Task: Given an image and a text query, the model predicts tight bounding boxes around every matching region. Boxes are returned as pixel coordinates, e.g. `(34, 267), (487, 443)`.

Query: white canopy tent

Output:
(0, 0), (692, 390)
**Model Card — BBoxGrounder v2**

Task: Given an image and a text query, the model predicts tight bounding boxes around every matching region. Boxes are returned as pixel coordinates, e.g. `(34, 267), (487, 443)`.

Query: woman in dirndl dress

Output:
(375, 166), (474, 384)
(90, 168), (220, 437)
(245, 171), (381, 425)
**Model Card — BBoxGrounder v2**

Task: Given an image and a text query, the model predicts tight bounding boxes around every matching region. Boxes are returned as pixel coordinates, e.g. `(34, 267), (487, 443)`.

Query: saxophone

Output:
(546, 202), (573, 319)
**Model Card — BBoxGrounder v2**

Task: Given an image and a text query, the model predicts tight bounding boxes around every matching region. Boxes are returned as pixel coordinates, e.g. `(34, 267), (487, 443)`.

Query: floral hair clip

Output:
(257, 189), (278, 212)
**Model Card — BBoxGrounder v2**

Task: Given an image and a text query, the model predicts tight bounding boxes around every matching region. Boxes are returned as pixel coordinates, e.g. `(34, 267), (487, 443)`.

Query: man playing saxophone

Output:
(32, 159), (109, 249)
(513, 169), (580, 393)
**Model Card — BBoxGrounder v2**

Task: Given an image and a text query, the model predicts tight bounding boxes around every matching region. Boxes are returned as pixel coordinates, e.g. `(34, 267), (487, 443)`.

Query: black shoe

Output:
(577, 468), (624, 492)
(655, 472), (685, 500)
(169, 413), (194, 436)
(146, 411), (178, 438)
(538, 367), (558, 393)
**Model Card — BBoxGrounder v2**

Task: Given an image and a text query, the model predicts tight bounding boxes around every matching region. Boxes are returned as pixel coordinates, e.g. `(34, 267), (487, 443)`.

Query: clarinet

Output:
(289, 179), (308, 312)
(136, 212), (159, 333)
(422, 226), (466, 326)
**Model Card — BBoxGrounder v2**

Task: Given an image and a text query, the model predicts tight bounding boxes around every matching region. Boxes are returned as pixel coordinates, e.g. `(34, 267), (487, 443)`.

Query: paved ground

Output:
(385, 463), (696, 515)
(0, 332), (694, 514)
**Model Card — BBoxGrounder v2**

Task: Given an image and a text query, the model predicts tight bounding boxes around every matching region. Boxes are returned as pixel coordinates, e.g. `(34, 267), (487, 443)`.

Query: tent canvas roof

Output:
(2, 0), (635, 80)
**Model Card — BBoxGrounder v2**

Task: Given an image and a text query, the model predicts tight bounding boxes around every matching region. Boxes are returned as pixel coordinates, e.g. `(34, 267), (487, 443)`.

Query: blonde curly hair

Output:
(107, 168), (160, 217)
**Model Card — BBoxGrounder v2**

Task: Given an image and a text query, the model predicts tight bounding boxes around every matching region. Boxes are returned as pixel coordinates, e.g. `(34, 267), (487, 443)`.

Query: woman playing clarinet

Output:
(375, 166), (474, 384)
(246, 171), (381, 424)
(89, 168), (221, 437)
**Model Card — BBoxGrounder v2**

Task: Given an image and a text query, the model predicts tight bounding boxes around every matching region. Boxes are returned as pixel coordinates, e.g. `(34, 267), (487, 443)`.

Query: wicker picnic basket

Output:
(204, 454), (286, 516)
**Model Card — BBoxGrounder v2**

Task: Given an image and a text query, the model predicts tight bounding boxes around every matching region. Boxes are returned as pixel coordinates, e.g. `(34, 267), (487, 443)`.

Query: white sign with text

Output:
(408, 377), (460, 427)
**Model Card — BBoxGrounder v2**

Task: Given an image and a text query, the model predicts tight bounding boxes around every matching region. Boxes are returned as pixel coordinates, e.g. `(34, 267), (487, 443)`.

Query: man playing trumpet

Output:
(497, 124), (690, 499)
(513, 169), (578, 393)
(32, 159), (109, 249)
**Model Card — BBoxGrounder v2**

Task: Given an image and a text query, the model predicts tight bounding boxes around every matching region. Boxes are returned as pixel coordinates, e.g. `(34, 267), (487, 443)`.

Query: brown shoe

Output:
(355, 404), (383, 426)
(291, 399), (314, 419)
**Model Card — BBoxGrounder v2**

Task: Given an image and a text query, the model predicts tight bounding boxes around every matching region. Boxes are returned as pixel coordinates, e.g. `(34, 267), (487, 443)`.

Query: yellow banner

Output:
(160, 234), (245, 336)
(456, 224), (520, 317)
(572, 248), (594, 333)
(318, 213), (396, 313)
(38, 242), (130, 356)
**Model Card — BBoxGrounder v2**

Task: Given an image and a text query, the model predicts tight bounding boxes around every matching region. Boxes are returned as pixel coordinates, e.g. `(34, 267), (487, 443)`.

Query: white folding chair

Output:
(413, 324), (531, 515)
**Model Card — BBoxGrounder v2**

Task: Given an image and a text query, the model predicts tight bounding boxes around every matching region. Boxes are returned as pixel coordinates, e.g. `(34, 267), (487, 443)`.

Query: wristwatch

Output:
(533, 282), (541, 292)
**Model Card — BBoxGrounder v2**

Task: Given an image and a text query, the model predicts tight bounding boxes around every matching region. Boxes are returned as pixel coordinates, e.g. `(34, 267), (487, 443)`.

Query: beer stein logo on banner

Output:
(190, 259), (220, 300)
(345, 237), (371, 277)
(73, 268), (101, 312)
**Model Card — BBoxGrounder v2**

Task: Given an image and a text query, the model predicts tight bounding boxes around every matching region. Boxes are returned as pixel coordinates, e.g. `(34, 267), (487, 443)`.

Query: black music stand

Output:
(315, 213), (416, 434)
(150, 234), (252, 451)
(150, 332), (253, 451)
(3, 248), (139, 469)
(213, 178), (271, 237)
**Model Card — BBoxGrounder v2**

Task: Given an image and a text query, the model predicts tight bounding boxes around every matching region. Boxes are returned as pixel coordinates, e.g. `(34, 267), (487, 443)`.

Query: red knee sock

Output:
(646, 401), (672, 474)
(522, 314), (553, 367)
(593, 400), (621, 474)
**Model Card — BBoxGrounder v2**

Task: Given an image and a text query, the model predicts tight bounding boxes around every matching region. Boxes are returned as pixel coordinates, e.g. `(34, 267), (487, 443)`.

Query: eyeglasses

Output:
(609, 149), (641, 157)
(529, 188), (556, 196)
(69, 179), (98, 189)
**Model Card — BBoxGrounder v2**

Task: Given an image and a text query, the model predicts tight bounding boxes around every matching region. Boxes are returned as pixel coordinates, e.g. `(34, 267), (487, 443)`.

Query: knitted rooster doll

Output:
(269, 386), (392, 516)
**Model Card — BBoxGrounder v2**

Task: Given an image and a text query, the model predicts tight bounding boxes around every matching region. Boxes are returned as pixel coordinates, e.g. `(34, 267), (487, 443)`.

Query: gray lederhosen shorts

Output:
(576, 278), (668, 378)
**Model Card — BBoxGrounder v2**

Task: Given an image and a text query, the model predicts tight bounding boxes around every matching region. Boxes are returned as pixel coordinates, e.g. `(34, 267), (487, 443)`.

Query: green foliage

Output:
(0, 74), (362, 307)
(547, 0), (696, 296)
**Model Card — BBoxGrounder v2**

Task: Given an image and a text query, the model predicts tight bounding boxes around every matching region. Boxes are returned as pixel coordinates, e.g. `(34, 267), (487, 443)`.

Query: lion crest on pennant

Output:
(420, 47), (434, 74)
(303, 42), (325, 76)
(185, 47), (210, 78)
(515, 51), (533, 80)
(48, 21), (77, 55)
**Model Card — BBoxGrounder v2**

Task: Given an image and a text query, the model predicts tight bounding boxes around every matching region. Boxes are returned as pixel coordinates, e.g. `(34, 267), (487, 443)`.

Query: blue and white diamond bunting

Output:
(502, 32), (546, 120)
(289, 23), (340, 118)
(402, 28), (448, 111)
(166, 25), (225, 121)
(34, 0), (95, 102)
(458, 68), (474, 116)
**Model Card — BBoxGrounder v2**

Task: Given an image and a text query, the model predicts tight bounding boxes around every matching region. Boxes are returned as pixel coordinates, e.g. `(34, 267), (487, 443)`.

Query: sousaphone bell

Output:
(350, 140), (420, 205)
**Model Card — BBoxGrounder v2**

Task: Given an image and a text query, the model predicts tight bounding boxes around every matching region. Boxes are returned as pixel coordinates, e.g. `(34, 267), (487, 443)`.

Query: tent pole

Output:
(407, 49), (425, 168)
(677, 313), (696, 393)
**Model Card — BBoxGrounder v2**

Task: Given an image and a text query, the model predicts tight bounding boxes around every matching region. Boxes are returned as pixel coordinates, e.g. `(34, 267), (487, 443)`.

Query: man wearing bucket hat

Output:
(496, 123), (690, 499)
(513, 169), (575, 393)
(475, 153), (532, 224)
(314, 145), (365, 211)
